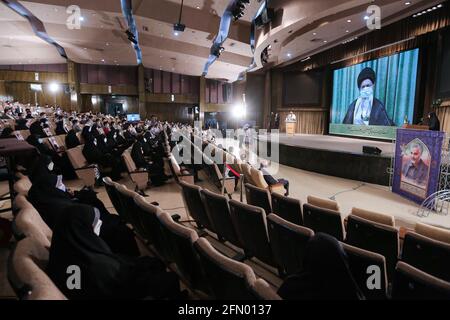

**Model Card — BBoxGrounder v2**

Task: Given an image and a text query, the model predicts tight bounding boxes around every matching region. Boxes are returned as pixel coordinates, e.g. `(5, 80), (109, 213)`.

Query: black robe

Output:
(131, 141), (148, 169)
(65, 130), (81, 149)
(15, 118), (28, 130)
(429, 114), (440, 131)
(47, 204), (181, 299)
(55, 120), (66, 135)
(29, 121), (46, 137)
(342, 98), (394, 126)
(28, 157), (139, 256)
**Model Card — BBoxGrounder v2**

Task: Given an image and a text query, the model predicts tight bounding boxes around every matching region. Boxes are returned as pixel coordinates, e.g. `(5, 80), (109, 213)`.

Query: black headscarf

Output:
(29, 154), (54, 184)
(429, 112), (440, 131)
(65, 129), (81, 149)
(47, 204), (181, 299)
(277, 233), (365, 300)
(0, 127), (14, 139)
(47, 204), (129, 299)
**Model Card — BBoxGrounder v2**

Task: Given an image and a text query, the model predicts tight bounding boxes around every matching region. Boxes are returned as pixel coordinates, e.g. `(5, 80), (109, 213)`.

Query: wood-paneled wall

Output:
(79, 84), (138, 95)
(146, 93), (198, 104)
(4, 82), (71, 109)
(0, 81), (6, 99)
(0, 70), (68, 83)
(82, 95), (139, 114)
(143, 102), (194, 124)
(270, 69), (329, 134)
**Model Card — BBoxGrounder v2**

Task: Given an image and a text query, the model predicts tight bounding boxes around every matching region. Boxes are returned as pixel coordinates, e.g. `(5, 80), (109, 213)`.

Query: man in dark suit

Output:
(342, 67), (394, 126)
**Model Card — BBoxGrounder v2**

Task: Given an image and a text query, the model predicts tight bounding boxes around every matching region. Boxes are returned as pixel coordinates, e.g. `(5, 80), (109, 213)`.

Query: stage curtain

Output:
(436, 104), (450, 134)
(331, 49), (418, 126)
(294, 7), (450, 72)
(278, 110), (327, 134)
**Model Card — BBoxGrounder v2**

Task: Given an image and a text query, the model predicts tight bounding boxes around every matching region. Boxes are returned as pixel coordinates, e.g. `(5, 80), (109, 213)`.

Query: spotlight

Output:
(211, 44), (225, 58)
(173, 22), (185, 34)
(233, 103), (246, 119)
(49, 82), (60, 93)
(173, 1), (186, 35)
(126, 29), (137, 45)
(231, 0), (250, 21)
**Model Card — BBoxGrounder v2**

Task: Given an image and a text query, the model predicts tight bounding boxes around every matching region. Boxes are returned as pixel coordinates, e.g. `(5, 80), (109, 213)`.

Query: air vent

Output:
(143, 26), (149, 32)
(310, 38), (324, 43)
(170, 57), (177, 61)
(2, 45), (12, 48)
(229, 42), (236, 47)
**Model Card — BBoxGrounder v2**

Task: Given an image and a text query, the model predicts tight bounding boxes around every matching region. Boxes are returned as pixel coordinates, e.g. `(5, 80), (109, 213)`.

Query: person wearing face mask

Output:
(26, 133), (75, 179)
(65, 120), (82, 149)
(47, 204), (183, 300)
(82, 135), (122, 181)
(29, 119), (47, 137)
(342, 67), (394, 126)
(15, 112), (28, 130)
(28, 155), (139, 256)
(55, 115), (66, 135)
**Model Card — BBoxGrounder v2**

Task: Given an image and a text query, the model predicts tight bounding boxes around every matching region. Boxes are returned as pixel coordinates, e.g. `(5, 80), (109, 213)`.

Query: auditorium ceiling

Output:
(0, 0), (446, 81)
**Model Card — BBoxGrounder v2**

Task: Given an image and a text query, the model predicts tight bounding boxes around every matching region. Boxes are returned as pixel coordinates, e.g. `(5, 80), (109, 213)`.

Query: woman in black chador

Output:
(47, 205), (182, 299)
(28, 155), (139, 256)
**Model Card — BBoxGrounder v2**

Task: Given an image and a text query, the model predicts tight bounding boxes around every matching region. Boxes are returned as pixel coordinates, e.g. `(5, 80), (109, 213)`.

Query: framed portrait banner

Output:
(393, 129), (445, 205)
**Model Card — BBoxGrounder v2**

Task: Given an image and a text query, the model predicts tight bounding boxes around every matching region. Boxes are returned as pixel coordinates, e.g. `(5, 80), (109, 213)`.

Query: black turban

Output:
(357, 67), (376, 88)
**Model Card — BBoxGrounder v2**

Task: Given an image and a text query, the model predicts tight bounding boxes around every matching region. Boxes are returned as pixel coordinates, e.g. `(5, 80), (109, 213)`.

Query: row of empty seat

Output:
(103, 177), (281, 300)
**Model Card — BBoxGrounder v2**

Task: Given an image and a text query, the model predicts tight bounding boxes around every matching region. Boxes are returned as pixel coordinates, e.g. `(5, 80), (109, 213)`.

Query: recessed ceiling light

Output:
(174, 31), (179, 36)
(79, 16), (84, 21)
(101, 59), (105, 62)
(196, 6), (200, 9)
(313, 32), (317, 36)
(287, 53), (292, 58)
(364, 16), (370, 20)
(438, 4), (443, 8)
(405, 2), (411, 5)
(347, 19), (352, 23)
(323, 40), (328, 43)
(84, 47), (87, 50)
(106, 43), (109, 46)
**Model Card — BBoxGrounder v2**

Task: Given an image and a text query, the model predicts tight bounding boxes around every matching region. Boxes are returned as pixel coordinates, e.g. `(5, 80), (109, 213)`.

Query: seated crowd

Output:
(2, 100), (450, 300)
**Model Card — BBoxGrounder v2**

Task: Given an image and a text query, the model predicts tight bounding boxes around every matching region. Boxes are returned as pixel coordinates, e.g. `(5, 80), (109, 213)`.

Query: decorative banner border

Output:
(393, 129), (445, 205)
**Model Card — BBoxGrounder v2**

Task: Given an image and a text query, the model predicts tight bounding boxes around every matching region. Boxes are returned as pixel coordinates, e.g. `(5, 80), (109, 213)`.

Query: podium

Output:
(402, 124), (429, 130)
(286, 121), (296, 135)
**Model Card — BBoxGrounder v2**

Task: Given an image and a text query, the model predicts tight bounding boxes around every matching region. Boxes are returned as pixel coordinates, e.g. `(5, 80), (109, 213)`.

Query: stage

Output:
(258, 133), (395, 186)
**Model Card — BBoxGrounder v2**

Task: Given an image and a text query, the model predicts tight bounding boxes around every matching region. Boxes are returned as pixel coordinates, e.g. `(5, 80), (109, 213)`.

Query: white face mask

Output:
(93, 219), (102, 236)
(56, 175), (66, 192)
(360, 86), (373, 100)
(47, 162), (54, 171)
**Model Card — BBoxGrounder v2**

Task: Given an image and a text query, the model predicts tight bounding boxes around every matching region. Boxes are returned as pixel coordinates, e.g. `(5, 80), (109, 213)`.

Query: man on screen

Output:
(402, 143), (429, 187)
(342, 67), (394, 126)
